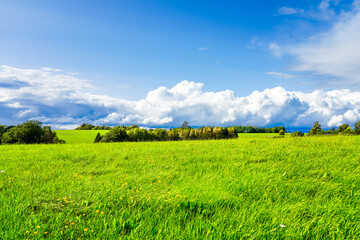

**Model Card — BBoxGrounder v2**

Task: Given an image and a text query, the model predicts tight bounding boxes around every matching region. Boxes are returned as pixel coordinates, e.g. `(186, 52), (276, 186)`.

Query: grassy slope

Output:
(0, 136), (360, 239)
(55, 130), (110, 144)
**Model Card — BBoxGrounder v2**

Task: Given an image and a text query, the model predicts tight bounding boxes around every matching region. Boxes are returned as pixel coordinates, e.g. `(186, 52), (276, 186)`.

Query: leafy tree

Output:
(309, 121), (322, 135)
(5, 120), (44, 144)
(355, 121), (360, 134)
(213, 127), (221, 139)
(220, 128), (229, 139)
(189, 129), (196, 140)
(1, 121), (64, 144)
(127, 124), (139, 130)
(228, 127), (237, 138)
(278, 129), (285, 136)
(41, 126), (60, 143)
(75, 123), (112, 130)
(94, 132), (102, 143)
(1, 129), (18, 144)
(291, 131), (304, 137)
(155, 129), (167, 141)
(343, 126), (352, 133)
(179, 129), (190, 140)
(168, 129), (180, 141)
(181, 121), (190, 129)
(0, 125), (6, 144)
(336, 124), (350, 133)
(100, 127), (128, 142)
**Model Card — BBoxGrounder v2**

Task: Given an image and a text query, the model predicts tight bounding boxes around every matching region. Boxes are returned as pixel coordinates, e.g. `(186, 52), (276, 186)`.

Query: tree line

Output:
(75, 123), (112, 130)
(95, 125), (238, 143)
(233, 126), (286, 133)
(291, 121), (360, 137)
(0, 120), (65, 144)
(93, 121), (288, 143)
(76, 123), (286, 134)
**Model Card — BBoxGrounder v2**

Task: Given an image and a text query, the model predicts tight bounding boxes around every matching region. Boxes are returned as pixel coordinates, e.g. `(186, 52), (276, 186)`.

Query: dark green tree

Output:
(181, 121), (190, 129)
(309, 121), (322, 135)
(100, 127), (128, 142)
(354, 121), (360, 134)
(0, 125), (5, 144)
(291, 131), (304, 137)
(336, 124), (350, 133)
(41, 126), (60, 143)
(94, 132), (102, 143)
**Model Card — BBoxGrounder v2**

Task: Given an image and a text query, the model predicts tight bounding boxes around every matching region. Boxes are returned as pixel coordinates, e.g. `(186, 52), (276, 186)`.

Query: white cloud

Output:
(287, 8), (360, 86)
(266, 72), (297, 79)
(277, 0), (340, 20)
(269, 42), (282, 57)
(278, 7), (301, 15)
(198, 47), (207, 51)
(1, 65), (360, 128)
(273, 2), (360, 87)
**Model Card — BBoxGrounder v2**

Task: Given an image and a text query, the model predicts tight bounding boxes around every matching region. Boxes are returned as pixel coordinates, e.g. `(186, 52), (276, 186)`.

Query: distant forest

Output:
(1, 120), (360, 145)
(86, 122), (286, 143)
(76, 123), (286, 133)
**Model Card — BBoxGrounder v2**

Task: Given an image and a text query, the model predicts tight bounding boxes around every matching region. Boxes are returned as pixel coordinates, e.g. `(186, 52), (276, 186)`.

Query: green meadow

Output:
(55, 130), (110, 144)
(0, 134), (359, 239)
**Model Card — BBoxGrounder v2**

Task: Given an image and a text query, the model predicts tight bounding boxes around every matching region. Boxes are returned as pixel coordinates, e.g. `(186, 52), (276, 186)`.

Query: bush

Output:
(309, 121), (321, 136)
(100, 127), (128, 142)
(291, 131), (304, 137)
(278, 130), (285, 136)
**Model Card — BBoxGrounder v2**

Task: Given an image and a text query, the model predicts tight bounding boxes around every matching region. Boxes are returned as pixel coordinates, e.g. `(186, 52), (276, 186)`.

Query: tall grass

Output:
(0, 136), (359, 239)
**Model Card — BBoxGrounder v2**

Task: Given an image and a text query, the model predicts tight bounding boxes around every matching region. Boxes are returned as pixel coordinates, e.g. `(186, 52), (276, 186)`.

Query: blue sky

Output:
(1, 0), (360, 128)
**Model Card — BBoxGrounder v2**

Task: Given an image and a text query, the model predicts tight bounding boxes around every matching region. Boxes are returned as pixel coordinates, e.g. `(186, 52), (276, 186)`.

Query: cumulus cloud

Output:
(1, 65), (360, 128)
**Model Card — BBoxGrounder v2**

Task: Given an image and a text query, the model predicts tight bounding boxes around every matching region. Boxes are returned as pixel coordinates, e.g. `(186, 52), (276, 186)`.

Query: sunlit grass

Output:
(0, 136), (359, 239)
(55, 130), (110, 144)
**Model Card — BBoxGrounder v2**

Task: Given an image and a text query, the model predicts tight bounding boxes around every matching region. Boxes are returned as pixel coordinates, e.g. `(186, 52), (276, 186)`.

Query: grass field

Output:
(1, 135), (359, 239)
(55, 130), (110, 144)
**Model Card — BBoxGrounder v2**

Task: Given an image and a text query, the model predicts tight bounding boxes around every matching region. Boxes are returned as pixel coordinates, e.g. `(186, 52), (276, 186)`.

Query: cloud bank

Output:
(1, 65), (360, 129)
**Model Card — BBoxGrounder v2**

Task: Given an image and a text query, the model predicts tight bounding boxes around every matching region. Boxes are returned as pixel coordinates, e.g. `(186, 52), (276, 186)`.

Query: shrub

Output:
(100, 127), (128, 142)
(291, 131), (304, 137)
